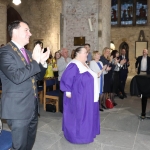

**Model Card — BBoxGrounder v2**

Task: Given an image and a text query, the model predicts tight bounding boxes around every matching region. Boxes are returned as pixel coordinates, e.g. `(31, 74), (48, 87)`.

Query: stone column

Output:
(98, 0), (111, 53)
(0, 3), (7, 45)
(62, 0), (99, 52)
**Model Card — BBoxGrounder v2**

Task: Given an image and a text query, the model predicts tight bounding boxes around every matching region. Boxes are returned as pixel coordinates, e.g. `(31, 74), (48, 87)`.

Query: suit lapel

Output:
(8, 41), (32, 65)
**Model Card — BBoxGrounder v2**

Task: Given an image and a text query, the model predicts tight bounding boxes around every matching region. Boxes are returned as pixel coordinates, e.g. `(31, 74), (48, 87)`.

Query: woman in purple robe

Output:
(60, 47), (100, 144)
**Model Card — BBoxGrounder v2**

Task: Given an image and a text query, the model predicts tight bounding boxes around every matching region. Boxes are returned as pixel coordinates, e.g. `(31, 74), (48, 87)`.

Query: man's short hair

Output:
(60, 48), (67, 53)
(0, 44), (4, 47)
(8, 20), (29, 38)
(84, 43), (90, 47)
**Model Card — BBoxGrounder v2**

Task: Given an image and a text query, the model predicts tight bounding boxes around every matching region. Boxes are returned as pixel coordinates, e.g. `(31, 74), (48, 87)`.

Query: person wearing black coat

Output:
(119, 49), (130, 98)
(135, 49), (150, 75)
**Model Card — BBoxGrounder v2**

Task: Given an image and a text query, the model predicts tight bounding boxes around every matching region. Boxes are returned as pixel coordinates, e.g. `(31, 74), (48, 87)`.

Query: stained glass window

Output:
(121, 0), (133, 25)
(111, 0), (148, 26)
(111, 0), (118, 25)
(136, 0), (147, 25)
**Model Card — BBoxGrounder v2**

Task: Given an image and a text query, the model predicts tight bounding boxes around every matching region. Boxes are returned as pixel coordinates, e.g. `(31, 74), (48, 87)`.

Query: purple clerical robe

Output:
(60, 61), (100, 144)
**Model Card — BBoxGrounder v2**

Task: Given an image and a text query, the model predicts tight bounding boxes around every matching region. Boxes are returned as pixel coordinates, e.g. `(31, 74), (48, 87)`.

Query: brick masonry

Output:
(0, 2), (7, 45)
(0, 0), (61, 54)
(111, 0), (150, 74)
(62, 0), (99, 53)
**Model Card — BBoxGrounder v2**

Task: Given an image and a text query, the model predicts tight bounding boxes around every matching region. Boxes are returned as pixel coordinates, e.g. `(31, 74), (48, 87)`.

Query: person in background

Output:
(0, 20), (50, 150)
(119, 48), (130, 98)
(60, 47), (100, 144)
(90, 51), (108, 111)
(57, 48), (72, 113)
(100, 47), (117, 107)
(44, 56), (54, 78)
(135, 49), (150, 75)
(54, 51), (61, 61)
(53, 51), (61, 77)
(84, 43), (92, 64)
(71, 49), (75, 59)
(111, 50), (126, 101)
(0, 44), (4, 47)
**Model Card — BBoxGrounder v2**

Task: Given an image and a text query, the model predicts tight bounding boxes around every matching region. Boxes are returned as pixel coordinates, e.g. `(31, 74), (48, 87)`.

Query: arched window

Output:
(111, 0), (148, 26)
(119, 42), (129, 58)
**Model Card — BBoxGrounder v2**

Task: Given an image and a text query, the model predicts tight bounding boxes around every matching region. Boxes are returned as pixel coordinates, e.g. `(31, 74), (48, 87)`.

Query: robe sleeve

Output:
(60, 63), (79, 94)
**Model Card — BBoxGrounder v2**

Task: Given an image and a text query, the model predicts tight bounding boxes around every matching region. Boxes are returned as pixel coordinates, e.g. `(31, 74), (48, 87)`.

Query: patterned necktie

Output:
(20, 48), (29, 64)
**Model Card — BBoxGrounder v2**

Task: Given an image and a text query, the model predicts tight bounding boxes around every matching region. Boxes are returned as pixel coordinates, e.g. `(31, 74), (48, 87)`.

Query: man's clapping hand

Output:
(32, 44), (50, 64)
(32, 44), (41, 64)
(120, 59), (126, 65)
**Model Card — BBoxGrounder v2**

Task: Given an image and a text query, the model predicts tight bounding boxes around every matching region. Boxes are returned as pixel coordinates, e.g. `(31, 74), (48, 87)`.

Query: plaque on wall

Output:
(74, 37), (85, 46)
(135, 41), (148, 58)
(135, 30), (148, 58)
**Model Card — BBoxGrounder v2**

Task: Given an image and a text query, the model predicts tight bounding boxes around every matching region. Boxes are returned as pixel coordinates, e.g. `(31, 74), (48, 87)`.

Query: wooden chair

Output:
(43, 78), (59, 112)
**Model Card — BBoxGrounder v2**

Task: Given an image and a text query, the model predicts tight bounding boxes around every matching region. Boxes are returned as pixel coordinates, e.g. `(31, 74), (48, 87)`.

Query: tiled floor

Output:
(2, 76), (150, 150)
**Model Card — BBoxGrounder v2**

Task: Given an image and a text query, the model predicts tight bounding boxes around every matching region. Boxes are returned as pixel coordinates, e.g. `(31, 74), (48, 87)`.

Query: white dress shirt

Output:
(141, 56), (147, 71)
(57, 56), (72, 81)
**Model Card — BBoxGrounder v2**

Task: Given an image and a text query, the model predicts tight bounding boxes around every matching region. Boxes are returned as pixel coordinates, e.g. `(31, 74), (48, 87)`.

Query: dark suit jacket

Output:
(0, 41), (47, 120)
(100, 55), (116, 71)
(119, 55), (129, 74)
(135, 56), (150, 75)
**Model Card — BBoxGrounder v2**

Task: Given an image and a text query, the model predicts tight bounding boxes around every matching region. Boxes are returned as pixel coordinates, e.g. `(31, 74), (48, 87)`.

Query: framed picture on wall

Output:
(135, 41), (148, 58)
(74, 37), (85, 46)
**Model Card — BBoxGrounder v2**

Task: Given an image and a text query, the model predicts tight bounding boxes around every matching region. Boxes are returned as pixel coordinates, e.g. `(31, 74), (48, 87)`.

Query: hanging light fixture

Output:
(12, 0), (21, 5)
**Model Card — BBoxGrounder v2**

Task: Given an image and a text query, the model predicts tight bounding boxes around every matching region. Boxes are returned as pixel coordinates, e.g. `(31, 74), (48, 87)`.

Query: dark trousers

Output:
(119, 71), (128, 95)
(58, 81), (64, 113)
(7, 100), (38, 150)
(141, 96), (148, 116)
(112, 71), (119, 93)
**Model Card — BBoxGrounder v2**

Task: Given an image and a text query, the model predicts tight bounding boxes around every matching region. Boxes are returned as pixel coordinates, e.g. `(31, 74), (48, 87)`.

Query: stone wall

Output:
(0, 3), (7, 45)
(111, 27), (150, 74)
(62, 0), (99, 53)
(98, 0), (111, 53)
(0, 0), (62, 54)
(111, 0), (150, 75)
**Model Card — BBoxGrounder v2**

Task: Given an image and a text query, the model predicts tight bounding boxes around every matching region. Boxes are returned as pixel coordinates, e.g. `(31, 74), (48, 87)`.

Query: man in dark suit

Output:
(119, 49), (130, 98)
(0, 20), (50, 150)
(135, 49), (150, 75)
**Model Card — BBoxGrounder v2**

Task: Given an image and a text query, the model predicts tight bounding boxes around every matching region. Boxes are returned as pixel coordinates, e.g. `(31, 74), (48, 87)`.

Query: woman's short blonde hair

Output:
(102, 47), (111, 60)
(92, 51), (100, 60)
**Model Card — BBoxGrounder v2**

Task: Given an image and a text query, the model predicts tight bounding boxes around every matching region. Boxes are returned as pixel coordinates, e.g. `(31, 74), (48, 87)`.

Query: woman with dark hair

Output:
(52, 51), (61, 77)
(53, 51), (61, 69)
(71, 49), (75, 59)
(111, 50), (126, 100)
(60, 47), (100, 144)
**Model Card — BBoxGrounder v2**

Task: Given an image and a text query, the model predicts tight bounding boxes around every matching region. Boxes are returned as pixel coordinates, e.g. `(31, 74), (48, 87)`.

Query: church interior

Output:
(1, 0), (150, 149)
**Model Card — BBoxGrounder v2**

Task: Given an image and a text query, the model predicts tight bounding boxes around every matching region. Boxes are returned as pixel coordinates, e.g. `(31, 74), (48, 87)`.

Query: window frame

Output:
(111, 0), (148, 27)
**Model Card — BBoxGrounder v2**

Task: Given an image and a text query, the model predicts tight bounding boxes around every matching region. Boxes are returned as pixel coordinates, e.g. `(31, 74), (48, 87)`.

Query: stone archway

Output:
(119, 42), (129, 58)
(7, 6), (22, 42)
